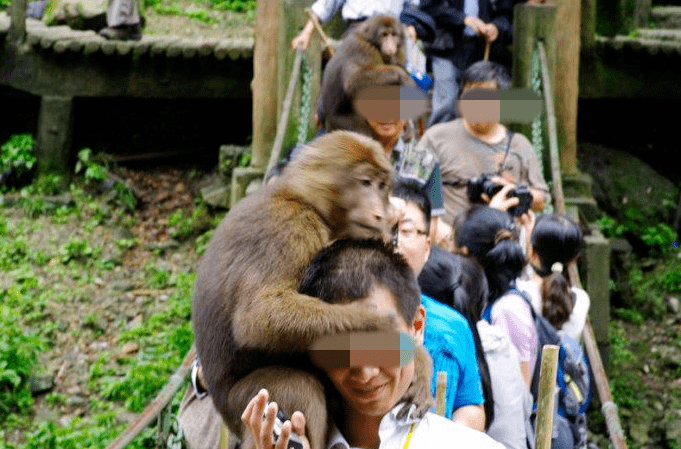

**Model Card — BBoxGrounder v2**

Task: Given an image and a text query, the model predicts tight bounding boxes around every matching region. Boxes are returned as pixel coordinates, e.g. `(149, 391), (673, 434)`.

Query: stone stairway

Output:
(596, 6), (681, 55)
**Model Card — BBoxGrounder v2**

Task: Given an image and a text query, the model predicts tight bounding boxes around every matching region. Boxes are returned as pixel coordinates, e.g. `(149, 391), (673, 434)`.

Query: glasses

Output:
(398, 226), (428, 240)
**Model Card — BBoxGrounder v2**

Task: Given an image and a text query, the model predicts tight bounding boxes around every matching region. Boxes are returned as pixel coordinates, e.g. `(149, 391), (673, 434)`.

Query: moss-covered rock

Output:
(578, 142), (678, 237)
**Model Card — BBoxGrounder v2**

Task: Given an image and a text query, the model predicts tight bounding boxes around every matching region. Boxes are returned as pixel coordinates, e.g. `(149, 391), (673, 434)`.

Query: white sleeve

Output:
(310, 0), (346, 24)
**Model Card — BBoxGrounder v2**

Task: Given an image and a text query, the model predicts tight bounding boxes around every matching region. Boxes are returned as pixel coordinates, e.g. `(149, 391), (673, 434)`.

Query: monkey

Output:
(192, 130), (433, 449)
(317, 14), (415, 137)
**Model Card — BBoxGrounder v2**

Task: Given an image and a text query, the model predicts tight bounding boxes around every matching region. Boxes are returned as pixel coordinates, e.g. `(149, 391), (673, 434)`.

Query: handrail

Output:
(266, 47), (305, 175)
(105, 346), (196, 449)
(535, 41), (628, 449)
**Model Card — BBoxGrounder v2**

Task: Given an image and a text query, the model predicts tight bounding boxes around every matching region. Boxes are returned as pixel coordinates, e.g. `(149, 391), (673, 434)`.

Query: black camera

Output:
(467, 173), (532, 217)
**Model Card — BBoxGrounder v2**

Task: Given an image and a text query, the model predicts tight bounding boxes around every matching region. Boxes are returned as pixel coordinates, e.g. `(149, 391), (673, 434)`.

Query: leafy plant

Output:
(168, 205), (214, 240)
(0, 134), (37, 188)
(75, 148), (107, 185)
(0, 300), (44, 420)
(210, 0), (255, 12)
(59, 238), (97, 264)
(640, 223), (677, 256)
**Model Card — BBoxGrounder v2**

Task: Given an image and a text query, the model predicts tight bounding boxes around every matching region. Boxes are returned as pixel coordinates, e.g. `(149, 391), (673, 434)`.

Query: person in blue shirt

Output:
(392, 180), (485, 429)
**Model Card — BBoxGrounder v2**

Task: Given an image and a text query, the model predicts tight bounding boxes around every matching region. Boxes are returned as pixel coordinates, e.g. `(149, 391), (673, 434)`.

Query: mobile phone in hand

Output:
(266, 404), (304, 449)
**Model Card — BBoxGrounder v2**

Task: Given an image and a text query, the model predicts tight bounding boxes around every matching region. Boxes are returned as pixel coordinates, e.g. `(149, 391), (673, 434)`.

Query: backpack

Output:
(483, 289), (591, 449)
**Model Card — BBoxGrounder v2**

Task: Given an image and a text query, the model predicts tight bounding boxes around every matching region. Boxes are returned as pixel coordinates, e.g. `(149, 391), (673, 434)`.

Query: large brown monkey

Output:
(192, 130), (433, 449)
(318, 14), (415, 137)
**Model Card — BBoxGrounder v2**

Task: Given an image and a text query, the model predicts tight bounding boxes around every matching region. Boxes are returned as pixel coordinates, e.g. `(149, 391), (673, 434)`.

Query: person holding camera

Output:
(416, 61), (549, 227)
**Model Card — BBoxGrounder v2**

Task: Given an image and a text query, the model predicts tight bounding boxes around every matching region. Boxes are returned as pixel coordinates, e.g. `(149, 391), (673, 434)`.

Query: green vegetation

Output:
(142, 0), (255, 23)
(0, 134), (37, 190)
(594, 209), (681, 448)
(0, 148), (212, 448)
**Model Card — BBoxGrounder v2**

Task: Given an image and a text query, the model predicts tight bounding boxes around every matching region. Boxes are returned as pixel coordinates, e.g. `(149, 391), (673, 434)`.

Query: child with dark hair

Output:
(419, 245), (534, 449)
(453, 205), (537, 388)
(517, 213), (590, 341)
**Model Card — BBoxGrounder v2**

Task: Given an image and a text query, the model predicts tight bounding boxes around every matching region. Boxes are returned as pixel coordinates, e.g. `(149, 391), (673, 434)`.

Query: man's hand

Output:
(480, 23), (499, 43)
(463, 15), (487, 35)
(405, 25), (417, 44)
(291, 19), (316, 51)
(241, 389), (311, 449)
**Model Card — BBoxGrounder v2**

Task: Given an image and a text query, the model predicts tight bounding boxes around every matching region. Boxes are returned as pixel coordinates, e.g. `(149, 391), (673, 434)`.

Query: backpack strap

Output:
(482, 304), (493, 323)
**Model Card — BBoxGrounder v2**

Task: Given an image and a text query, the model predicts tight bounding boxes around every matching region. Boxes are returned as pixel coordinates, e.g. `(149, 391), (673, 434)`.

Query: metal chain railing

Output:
(530, 43), (553, 215)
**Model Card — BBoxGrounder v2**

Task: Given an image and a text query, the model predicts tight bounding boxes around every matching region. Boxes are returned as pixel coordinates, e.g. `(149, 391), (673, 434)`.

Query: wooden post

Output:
(435, 372), (447, 417)
(534, 345), (559, 449)
(251, 0), (320, 169)
(8, 0), (27, 45)
(251, 0), (282, 169)
(551, 0), (580, 176)
(511, 3), (556, 149)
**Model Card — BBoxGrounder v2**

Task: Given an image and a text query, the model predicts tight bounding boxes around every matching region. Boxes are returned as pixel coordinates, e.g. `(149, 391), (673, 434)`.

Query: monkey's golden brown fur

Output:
(318, 14), (414, 137)
(192, 131), (432, 449)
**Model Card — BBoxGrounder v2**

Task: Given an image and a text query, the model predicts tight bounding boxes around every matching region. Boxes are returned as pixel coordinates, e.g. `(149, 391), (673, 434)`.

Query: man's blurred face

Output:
(458, 80), (500, 135)
(325, 286), (424, 418)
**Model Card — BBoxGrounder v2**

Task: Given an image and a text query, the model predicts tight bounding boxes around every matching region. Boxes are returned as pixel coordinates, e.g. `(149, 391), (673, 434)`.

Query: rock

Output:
(665, 410), (681, 442)
(29, 374), (54, 394)
(200, 180), (230, 209)
(578, 143), (679, 253)
(44, 0), (107, 31)
(42, 193), (75, 207)
(66, 394), (89, 407)
(121, 342), (139, 355)
(113, 226), (135, 241)
(112, 281), (136, 292)
(628, 420), (652, 445)
(667, 297), (680, 314)
(89, 341), (108, 351)
(127, 314), (143, 330)
(147, 239), (180, 252)
(218, 145), (249, 179)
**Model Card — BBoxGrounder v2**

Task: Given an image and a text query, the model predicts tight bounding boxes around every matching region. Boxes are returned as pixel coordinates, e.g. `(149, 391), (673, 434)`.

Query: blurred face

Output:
(368, 119), (407, 151)
(326, 286), (425, 418)
(395, 202), (431, 276)
(458, 80), (499, 135)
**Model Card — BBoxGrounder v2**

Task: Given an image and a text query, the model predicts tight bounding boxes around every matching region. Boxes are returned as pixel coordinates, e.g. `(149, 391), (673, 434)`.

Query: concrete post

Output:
(36, 96), (73, 176)
(581, 228), (612, 372)
(8, 0), (27, 45)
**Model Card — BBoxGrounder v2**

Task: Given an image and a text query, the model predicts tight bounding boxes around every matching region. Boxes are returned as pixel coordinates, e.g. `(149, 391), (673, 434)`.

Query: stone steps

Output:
(650, 6), (681, 28)
(597, 5), (681, 57)
(0, 12), (254, 60)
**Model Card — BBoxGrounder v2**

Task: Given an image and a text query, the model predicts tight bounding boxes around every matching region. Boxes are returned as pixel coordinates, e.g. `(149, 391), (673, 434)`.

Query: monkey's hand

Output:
(397, 346), (434, 420)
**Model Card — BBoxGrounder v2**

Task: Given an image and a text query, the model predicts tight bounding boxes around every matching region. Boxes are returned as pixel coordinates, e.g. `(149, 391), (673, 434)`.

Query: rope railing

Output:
(534, 40), (629, 449)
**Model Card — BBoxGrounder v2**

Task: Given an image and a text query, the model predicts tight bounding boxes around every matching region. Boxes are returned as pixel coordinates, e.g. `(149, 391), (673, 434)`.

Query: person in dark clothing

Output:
(418, 0), (514, 127)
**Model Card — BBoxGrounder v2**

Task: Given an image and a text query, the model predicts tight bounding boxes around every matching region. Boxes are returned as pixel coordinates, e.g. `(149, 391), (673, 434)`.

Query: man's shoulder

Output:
(421, 295), (468, 328)
(422, 119), (465, 140)
(417, 413), (505, 447)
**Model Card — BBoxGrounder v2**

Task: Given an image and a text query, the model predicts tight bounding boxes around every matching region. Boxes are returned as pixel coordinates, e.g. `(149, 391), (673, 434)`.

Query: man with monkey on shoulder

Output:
(242, 239), (504, 449)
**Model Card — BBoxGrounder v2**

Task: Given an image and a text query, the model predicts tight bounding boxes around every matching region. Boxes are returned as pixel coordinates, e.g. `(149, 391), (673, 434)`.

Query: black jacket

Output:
(418, 0), (513, 55)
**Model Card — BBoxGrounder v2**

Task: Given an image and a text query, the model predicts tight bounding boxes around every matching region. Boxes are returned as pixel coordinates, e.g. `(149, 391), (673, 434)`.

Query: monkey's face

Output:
(336, 163), (391, 240)
(364, 17), (404, 65)
(378, 27), (403, 65)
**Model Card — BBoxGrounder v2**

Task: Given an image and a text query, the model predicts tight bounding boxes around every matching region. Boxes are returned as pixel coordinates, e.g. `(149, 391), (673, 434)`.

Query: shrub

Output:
(0, 134), (37, 189)
(0, 301), (43, 420)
